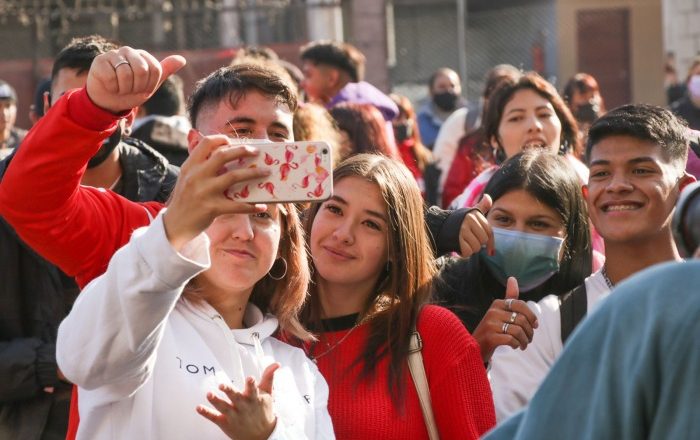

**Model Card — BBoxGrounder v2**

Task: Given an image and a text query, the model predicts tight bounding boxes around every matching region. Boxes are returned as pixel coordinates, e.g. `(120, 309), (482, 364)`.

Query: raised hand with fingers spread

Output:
(198, 363), (280, 440)
(472, 277), (539, 363)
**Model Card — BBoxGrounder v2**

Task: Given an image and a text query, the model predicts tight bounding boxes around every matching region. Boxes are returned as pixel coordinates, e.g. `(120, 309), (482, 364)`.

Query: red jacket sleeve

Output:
(418, 305), (496, 439)
(0, 88), (162, 288)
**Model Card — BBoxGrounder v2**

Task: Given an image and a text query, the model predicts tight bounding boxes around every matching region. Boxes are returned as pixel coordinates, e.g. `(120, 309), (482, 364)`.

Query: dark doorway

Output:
(577, 8), (631, 108)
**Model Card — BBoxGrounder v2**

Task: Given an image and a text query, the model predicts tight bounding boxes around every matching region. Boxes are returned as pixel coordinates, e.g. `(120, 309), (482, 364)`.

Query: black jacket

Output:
(0, 139), (178, 440)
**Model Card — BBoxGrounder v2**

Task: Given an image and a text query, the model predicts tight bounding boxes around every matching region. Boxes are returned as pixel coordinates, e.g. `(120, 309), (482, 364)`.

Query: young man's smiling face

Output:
(586, 134), (693, 244)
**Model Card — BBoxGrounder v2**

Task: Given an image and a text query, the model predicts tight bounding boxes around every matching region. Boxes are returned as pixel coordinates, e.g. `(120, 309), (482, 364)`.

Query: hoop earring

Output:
(268, 257), (288, 281)
(559, 139), (570, 155)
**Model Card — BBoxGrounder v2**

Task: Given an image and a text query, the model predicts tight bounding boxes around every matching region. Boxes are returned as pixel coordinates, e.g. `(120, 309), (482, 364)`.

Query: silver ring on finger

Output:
(502, 322), (510, 334)
(113, 59), (131, 69)
(509, 311), (517, 324)
(504, 298), (514, 311)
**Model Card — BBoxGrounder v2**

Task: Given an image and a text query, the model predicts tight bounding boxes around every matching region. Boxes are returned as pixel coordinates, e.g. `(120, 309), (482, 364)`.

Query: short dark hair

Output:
(483, 71), (579, 162)
(484, 151), (592, 295)
(562, 73), (600, 105)
(232, 45), (279, 62)
(585, 104), (689, 167)
(142, 75), (185, 117)
(300, 41), (365, 82)
(51, 35), (119, 80)
(187, 63), (297, 128)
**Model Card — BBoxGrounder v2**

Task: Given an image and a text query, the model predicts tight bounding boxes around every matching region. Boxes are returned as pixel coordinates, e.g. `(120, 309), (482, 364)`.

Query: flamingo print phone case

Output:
(223, 141), (333, 203)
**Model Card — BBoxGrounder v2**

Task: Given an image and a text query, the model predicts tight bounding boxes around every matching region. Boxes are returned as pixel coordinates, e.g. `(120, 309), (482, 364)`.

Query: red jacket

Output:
(441, 130), (494, 208)
(0, 88), (164, 439)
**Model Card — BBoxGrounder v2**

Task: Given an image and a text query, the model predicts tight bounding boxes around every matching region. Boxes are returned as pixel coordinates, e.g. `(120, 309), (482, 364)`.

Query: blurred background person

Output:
(230, 45), (303, 99)
(0, 80), (26, 159)
(131, 75), (191, 167)
(665, 52), (686, 106)
(417, 67), (466, 150)
(390, 93), (432, 196)
(562, 73), (606, 160)
(330, 102), (400, 161)
(417, 67), (466, 205)
(28, 79), (51, 127)
(300, 41), (398, 150)
(671, 57), (700, 178)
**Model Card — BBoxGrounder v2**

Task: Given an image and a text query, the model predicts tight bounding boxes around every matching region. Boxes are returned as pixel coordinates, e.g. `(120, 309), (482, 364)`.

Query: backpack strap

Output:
(559, 283), (587, 344)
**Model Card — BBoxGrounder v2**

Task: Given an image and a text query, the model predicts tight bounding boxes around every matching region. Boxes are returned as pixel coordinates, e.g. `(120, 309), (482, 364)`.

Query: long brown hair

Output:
(302, 154), (436, 400)
(186, 203), (311, 340)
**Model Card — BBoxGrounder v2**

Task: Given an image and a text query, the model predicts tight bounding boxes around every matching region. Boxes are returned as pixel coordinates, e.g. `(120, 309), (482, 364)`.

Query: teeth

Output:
(523, 141), (545, 149)
(606, 204), (638, 212)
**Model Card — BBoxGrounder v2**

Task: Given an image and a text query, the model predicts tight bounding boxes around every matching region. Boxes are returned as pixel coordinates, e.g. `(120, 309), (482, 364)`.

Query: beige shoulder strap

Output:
(408, 327), (439, 440)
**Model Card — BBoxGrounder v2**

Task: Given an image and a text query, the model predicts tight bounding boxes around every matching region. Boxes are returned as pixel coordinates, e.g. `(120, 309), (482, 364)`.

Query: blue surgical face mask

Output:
(480, 227), (565, 292)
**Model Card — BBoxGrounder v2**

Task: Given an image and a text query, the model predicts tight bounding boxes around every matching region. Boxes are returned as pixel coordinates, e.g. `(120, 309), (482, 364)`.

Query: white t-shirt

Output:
(489, 270), (610, 421)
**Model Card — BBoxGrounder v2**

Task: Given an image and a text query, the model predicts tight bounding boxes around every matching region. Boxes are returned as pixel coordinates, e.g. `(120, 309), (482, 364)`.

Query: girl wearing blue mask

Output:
(434, 150), (592, 362)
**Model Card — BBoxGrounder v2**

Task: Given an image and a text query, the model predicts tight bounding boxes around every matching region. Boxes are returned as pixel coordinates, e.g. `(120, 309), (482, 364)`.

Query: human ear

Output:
(328, 68), (340, 87)
(187, 128), (202, 153)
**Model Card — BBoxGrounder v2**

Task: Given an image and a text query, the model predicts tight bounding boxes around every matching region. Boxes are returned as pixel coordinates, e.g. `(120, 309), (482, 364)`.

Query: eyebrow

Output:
(505, 105), (552, 115)
(225, 116), (256, 126)
(224, 117), (290, 133)
(490, 207), (559, 222)
(589, 156), (658, 167)
(328, 195), (388, 222)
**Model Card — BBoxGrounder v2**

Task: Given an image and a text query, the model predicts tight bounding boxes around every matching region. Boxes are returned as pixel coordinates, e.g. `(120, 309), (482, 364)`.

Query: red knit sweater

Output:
(305, 305), (496, 440)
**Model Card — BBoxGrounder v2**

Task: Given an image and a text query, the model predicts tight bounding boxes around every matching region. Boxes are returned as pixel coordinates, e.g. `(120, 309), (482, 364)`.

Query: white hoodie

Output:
(57, 211), (334, 439)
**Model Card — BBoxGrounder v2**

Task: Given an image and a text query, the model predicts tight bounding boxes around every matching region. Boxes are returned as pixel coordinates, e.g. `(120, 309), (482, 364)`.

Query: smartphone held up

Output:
(224, 141), (333, 203)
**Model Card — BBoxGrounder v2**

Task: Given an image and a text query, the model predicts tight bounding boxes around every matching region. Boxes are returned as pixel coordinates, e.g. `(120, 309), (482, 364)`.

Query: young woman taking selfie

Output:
(56, 138), (334, 439)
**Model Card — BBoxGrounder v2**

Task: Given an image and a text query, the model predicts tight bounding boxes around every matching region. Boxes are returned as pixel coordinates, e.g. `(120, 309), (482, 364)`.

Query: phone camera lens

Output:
(322, 148), (328, 154)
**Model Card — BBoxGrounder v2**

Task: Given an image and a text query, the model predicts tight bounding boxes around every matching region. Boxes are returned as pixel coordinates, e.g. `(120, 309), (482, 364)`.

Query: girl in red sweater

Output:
(297, 154), (496, 439)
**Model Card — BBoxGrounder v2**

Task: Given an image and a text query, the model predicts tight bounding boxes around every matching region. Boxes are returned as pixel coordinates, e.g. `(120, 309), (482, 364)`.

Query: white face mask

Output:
(688, 75), (700, 99)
